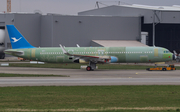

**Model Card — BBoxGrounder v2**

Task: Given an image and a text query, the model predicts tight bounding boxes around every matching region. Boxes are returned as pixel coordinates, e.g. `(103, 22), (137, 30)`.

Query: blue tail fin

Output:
(6, 25), (35, 49)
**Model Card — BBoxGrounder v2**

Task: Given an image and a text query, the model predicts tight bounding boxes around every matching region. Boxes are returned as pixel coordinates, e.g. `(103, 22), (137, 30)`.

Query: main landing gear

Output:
(86, 62), (96, 71)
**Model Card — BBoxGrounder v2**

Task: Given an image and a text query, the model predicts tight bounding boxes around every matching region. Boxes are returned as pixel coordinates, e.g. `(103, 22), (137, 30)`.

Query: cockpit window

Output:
(164, 50), (170, 53)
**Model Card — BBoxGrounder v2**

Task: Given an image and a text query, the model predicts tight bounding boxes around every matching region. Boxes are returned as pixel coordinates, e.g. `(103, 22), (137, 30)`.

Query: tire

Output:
(0, 54), (5, 59)
(176, 59), (179, 62)
(162, 68), (166, 71)
(86, 66), (91, 71)
(146, 68), (150, 71)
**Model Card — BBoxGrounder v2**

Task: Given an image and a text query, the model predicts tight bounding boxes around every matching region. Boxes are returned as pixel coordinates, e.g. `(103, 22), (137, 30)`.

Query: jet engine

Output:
(74, 59), (89, 64)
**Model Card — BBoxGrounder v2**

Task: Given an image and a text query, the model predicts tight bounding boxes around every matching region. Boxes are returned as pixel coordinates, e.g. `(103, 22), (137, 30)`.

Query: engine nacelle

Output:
(0, 29), (5, 45)
(110, 56), (118, 63)
(74, 56), (118, 64)
(0, 29), (5, 59)
(74, 59), (89, 64)
(0, 29), (5, 50)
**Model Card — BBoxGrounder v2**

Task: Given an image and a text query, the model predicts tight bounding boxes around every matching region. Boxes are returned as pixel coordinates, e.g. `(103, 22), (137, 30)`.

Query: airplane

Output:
(4, 25), (177, 71)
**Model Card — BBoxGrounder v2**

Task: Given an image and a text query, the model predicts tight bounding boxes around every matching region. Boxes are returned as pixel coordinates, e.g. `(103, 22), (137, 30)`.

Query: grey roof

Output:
(92, 40), (148, 47)
(120, 4), (180, 11)
(79, 5), (180, 15)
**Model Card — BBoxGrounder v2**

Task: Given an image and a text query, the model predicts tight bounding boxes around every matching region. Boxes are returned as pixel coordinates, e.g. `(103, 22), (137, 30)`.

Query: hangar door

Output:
(142, 24), (180, 53)
(0, 25), (5, 59)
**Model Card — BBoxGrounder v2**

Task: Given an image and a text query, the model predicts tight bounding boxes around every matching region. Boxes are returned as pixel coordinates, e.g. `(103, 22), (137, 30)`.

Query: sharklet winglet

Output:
(76, 44), (80, 47)
(59, 44), (71, 55)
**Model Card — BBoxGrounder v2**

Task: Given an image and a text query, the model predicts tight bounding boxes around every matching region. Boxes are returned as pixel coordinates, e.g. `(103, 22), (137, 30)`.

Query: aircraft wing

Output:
(60, 44), (110, 62)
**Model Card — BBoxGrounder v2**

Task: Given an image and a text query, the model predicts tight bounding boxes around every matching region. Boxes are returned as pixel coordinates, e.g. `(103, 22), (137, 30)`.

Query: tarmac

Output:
(0, 67), (180, 86)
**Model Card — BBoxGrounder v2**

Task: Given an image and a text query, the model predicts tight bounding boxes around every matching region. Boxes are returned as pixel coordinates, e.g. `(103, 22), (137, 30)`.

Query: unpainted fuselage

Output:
(5, 46), (173, 63)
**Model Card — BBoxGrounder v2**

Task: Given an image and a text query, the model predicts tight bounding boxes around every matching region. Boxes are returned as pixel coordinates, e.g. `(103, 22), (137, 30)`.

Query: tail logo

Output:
(11, 37), (22, 43)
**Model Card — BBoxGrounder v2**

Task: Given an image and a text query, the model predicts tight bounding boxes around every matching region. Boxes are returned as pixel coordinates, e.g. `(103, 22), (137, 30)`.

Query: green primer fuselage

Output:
(6, 46), (173, 63)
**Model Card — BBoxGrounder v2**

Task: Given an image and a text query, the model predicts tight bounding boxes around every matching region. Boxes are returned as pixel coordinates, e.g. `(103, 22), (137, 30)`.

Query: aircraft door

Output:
(31, 49), (36, 58)
(154, 48), (158, 57)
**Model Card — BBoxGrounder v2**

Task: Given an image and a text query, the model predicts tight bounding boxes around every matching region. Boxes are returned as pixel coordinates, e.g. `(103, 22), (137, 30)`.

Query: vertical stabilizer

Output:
(6, 25), (35, 49)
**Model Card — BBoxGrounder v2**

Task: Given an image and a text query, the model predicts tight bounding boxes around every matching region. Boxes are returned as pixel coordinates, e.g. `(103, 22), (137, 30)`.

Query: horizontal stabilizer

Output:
(4, 50), (24, 56)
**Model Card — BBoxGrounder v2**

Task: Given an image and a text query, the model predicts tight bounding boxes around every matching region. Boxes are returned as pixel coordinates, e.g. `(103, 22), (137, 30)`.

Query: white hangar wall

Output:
(0, 13), (141, 49)
(0, 13), (41, 49)
(40, 15), (141, 47)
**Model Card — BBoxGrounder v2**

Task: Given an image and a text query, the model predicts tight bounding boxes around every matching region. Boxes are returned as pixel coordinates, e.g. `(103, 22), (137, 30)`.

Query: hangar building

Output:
(0, 13), (140, 50)
(79, 5), (180, 51)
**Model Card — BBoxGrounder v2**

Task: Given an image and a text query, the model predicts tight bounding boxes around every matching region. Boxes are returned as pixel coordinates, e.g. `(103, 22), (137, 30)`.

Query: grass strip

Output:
(0, 73), (69, 77)
(1, 107), (180, 112)
(8, 63), (180, 70)
(0, 86), (180, 111)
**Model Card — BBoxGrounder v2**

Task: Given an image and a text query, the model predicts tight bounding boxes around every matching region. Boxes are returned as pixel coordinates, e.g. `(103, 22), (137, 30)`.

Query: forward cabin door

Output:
(154, 48), (158, 57)
(152, 48), (161, 62)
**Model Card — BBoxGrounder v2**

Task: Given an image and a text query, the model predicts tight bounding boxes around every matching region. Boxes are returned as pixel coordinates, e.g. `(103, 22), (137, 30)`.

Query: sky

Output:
(1, 0), (180, 15)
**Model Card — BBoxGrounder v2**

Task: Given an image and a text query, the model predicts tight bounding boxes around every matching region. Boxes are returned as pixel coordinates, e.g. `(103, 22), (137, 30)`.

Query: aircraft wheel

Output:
(162, 68), (166, 71)
(146, 68), (150, 71)
(86, 66), (92, 71)
(176, 58), (179, 62)
(0, 54), (5, 59)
